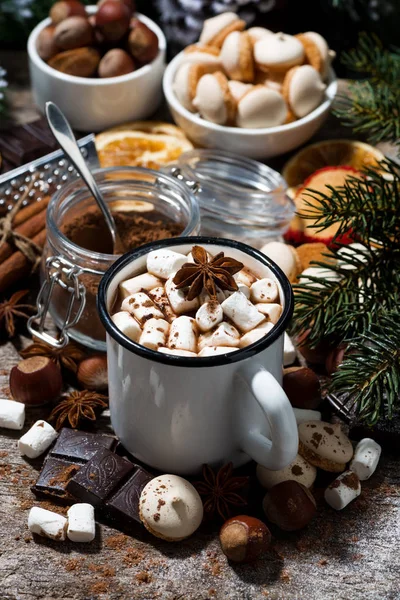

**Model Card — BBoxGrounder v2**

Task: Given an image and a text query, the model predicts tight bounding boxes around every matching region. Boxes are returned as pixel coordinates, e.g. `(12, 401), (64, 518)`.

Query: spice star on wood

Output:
(20, 339), (86, 373)
(0, 290), (35, 338)
(49, 390), (108, 430)
(194, 462), (249, 521)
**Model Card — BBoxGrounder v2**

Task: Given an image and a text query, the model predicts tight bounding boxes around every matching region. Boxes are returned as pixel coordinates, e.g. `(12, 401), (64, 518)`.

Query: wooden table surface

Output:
(0, 51), (399, 600)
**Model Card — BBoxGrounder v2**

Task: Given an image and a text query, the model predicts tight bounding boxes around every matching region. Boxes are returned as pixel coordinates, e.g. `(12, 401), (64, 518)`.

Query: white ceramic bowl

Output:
(163, 52), (337, 160)
(28, 7), (166, 132)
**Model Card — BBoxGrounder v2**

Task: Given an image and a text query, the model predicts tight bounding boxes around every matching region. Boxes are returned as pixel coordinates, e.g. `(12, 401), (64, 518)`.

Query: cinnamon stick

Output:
(0, 228), (47, 293)
(13, 196), (50, 227)
(0, 208), (47, 264)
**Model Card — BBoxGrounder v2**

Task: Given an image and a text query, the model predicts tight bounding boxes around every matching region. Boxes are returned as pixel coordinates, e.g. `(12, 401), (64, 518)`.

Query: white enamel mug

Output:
(98, 237), (298, 475)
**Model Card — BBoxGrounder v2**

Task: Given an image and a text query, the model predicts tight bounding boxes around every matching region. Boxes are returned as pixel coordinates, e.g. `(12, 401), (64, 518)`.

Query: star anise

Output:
(193, 462), (249, 521)
(20, 340), (86, 373)
(49, 390), (108, 430)
(173, 246), (243, 301)
(0, 290), (35, 338)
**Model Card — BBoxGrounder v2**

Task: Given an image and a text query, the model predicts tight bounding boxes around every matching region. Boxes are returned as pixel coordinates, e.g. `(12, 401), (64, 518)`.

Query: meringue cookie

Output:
(298, 31), (335, 80)
(247, 26), (274, 44)
(236, 86), (287, 128)
(228, 80), (253, 102)
(199, 12), (245, 48)
(194, 71), (237, 125)
(282, 65), (326, 118)
(298, 421), (354, 472)
(173, 63), (214, 112)
(260, 241), (301, 282)
(220, 31), (254, 82)
(182, 44), (222, 66)
(254, 32), (304, 72)
(257, 454), (317, 490)
(139, 475), (203, 541)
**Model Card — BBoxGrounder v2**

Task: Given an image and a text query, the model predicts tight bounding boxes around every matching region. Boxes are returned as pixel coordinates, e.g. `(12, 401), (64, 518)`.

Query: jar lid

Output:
(168, 149), (294, 239)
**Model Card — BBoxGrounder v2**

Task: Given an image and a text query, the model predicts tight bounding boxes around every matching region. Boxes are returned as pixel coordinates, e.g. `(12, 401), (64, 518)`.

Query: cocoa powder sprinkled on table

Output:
(90, 582), (109, 594)
(135, 571), (152, 584)
(105, 533), (129, 550)
(123, 547), (146, 567)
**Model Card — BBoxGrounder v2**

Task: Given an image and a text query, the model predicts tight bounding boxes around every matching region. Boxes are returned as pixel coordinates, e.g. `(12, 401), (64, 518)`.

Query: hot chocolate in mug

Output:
(98, 237), (298, 475)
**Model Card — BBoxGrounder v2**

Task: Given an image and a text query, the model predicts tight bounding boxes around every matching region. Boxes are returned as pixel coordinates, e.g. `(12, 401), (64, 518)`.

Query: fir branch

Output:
(330, 312), (400, 425)
(340, 32), (400, 85)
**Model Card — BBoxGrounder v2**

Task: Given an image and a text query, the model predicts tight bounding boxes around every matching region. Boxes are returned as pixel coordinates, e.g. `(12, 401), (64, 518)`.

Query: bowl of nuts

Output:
(27, 1), (166, 132)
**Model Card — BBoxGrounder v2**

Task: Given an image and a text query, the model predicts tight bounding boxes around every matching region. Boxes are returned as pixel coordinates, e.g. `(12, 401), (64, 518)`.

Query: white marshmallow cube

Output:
(121, 292), (164, 324)
(250, 278), (279, 303)
(28, 507), (67, 541)
(224, 283), (250, 300)
(284, 333), (296, 366)
(293, 407), (322, 425)
(168, 316), (198, 352)
(119, 273), (162, 299)
(196, 301), (224, 332)
(198, 346), (237, 357)
(148, 287), (176, 323)
(234, 268), (257, 287)
(147, 249), (188, 280)
(324, 470), (361, 510)
(158, 348), (197, 357)
(111, 311), (141, 342)
(139, 318), (170, 351)
(350, 438), (381, 481)
(239, 321), (274, 348)
(165, 277), (199, 314)
(0, 399), (25, 430)
(18, 420), (58, 459)
(67, 503), (96, 543)
(199, 322), (240, 350)
(199, 287), (226, 305)
(221, 292), (265, 332)
(256, 303), (282, 324)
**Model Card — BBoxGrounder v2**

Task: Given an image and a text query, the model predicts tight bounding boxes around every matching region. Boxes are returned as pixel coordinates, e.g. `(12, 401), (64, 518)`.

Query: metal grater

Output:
(0, 134), (99, 208)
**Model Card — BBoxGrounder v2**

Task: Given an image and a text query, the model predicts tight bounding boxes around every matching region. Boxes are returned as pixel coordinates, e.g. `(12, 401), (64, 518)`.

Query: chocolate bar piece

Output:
(0, 118), (58, 168)
(32, 428), (117, 502)
(67, 448), (153, 530)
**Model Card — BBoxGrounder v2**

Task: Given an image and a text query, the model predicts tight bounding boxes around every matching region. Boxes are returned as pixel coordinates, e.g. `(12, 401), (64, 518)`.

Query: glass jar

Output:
(31, 167), (200, 351)
(169, 149), (294, 248)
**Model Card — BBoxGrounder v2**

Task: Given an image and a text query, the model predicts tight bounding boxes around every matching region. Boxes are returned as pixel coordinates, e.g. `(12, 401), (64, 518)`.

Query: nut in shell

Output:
(283, 366), (321, 409)
(98, 48), (135, 77)
(37, 25), (59, 61)
(219, 515), (271, 563)
(48, 47), (101, 77)
(77, 355), (108, 391)
(54, 15), (93, 51)
(263, 480), (316, 531)
(50, 0), (87, 25)
(128, 19), (159, 64)
(9, 356), (63, 406)
(95, 0), (131, 42)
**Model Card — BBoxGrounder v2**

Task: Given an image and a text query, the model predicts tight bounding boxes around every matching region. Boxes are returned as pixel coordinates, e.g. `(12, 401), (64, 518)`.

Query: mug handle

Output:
(236, 364), (298, 471)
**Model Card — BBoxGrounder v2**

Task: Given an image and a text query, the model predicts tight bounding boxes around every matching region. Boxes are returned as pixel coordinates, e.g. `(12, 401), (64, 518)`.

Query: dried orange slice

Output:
(284, 166), (362, 246)
(282, 139), (384, 188)
(95, 121), (193, 170)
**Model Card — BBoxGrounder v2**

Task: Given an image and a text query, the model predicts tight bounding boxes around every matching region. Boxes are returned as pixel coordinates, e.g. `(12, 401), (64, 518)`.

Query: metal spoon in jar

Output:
(45, 101), (124, 254)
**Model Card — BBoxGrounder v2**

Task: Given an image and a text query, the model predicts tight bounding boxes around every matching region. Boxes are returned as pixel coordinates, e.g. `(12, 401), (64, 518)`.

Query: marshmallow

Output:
(158, 348), (197, 357)
(257, 453), (317, 489)
(18, 420), (58, 459)
(293, 407), (322, 425)
(284, 333), (296, 366)
(139, 318), (170, 351)
(237, 87), (287, 129)
(224, 282), (251, 300)
(239, 321), (274, 348)
(256, 303), (282, 324)
(199, 12), (244, 47)
(139, 474), (203, 541)
(283, 65), (326, 118)
(254, 32), (304, 72)
(199, 287), (226, 305)
(299, 267), (341, 289)
(198, 321), (240, 350)
(165, 277), (199, 314)
(234, 268), (257, 287)
(111, 311), (141, 342)
(221, 292), (265, 333)
(0, 399), (25, 430)
(350, 438), (381, 481)
(324, 471), (361, 510)
(119, 273), (162, 299)
(28, 507), (67, 541)
(67, 503), (96, 543)
(148, 287), (176, 323)
(250, 277), (279, 303)
(198, 346), (237, 357)
(260, 241), (301, 282)
(121, 292), (164, 324)
(195, 301), (224, 332)
(147, 249), (188, 280)
(168, 316), (198, 352)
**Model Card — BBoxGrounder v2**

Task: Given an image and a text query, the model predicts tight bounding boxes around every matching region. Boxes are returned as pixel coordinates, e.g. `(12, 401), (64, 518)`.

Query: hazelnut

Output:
(50, 0), (87, 25)
(98, 48), (135, 77)
(283, 366), (321, 409)
(263, 481), (316, 531)
(10, 357), (62, 406)
(128, 19), (159, 64)
(295, 329), (332, 365)
(95, 0), (131, 42)
(54, 15), (93, 51)
(37, 25), (59, 61)
(219, 515), (271, 563)
(77, 355), (108, 390)
(48, 47), (101, 77)
(325, 345), (346, 375)
(97, 0), (135, 13)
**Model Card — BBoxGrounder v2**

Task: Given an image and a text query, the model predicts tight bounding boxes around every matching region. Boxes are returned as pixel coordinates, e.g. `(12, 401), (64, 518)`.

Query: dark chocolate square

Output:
(33, 457), (81, 501)
(51, 428), (117, 462)
(66, 448), (135, 506)
(106, 469), (153, 526)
